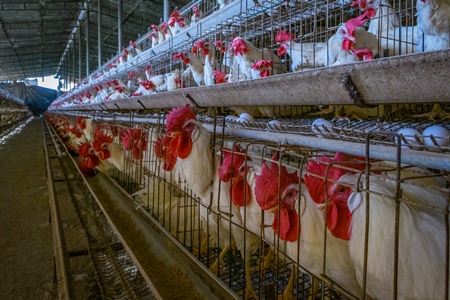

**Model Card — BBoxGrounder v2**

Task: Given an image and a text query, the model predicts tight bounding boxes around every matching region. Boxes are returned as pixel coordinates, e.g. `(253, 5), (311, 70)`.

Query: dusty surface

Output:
(0, 118), (55, 299)
(87, 174), (216, 300)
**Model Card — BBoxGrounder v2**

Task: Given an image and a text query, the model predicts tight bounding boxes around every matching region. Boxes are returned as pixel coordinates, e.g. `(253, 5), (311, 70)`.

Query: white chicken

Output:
(275, 29), (325, 71)
(168, 9), (186, 36)
(132, 79), (156, 96)
(173, 51), (205, 86)
(193, 39), (217, 86)
(316, 14), (378, 66)
(165, 69), (181, 91)
(160, 22), (172, 40)
(228, 36), (283, 80)
(354, 0), (417, 56)
(149, 32), (158, 48)
(190, 6), (202, 26)
(165, 107), (260, 298)
(305, 152), (447, 299)
(416, 0), (450, 51)
(151, 24), (165, 45)
(250, 152), (368, 299)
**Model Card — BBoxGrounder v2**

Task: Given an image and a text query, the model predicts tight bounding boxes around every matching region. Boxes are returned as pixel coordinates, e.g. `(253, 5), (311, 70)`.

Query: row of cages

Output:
(45, 109), (450, 300)
(50, 0), (443, 108)
(0, 111), (32, 128)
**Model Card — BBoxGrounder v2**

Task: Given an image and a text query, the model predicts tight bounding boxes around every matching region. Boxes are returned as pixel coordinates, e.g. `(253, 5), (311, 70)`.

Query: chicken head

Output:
(166, 104), (197, 159)
(255, 152), (300, 242)
(218, 145), (252, 206)
(304, 152), (366, 240)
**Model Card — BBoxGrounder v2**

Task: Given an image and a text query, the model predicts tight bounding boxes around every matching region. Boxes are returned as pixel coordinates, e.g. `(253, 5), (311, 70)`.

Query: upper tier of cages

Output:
(51, 0), (425, 107)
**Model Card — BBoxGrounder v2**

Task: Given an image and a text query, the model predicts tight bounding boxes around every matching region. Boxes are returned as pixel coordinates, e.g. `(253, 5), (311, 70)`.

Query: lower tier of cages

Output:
(46, 108), (450, 300)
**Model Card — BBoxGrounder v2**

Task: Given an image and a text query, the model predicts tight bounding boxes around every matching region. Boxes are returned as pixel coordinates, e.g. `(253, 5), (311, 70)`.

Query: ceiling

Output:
(0, 0), (191, 82)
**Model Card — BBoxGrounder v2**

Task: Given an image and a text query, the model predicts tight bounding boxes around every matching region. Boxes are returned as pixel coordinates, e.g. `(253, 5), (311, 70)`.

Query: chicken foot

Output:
(308, 276), (320, 300)
(251, 247), (275, 271)
(414, 103), (450, 121)
(243, 260), (259, 300)
(278, 266), (298, 300)
(192, 234), (209, 258)
(209, 245), (230, 275)
(311, 106), (335, 116)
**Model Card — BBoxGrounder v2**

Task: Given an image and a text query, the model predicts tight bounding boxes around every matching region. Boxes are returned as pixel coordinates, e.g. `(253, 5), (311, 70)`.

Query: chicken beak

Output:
(317, 203), (327, 211)
(170, 130), (181, 137)
(345, 35), (356, 43)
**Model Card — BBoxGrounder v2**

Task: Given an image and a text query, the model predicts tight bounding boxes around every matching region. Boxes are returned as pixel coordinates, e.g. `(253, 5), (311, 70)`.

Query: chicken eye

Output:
(338, 186), (346, 193)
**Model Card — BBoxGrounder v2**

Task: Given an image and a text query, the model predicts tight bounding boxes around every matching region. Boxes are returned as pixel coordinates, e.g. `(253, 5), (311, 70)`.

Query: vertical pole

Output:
(98, 0), (102, 69)
(163, 0), (169, 22)
(72, 40), (75, 87)
(78, 26), (82, 83)
(118, 0), (123, 52)
(85, 2), (90, 77)
(64, 58), (67, 91)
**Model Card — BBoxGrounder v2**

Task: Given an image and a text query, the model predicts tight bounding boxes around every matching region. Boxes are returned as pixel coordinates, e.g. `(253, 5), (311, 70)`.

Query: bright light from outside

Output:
(38, 76), (59, 90)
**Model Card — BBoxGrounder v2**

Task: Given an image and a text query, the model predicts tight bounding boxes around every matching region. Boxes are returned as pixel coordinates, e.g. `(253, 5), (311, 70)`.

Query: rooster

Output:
(276, 29), (325, 71)
(316, 14), (378, 66)
(305, 152), (447, 299)
(254, 151), (367, 299)
(173, 51), (205, 86)
(353, 0), (417, 56)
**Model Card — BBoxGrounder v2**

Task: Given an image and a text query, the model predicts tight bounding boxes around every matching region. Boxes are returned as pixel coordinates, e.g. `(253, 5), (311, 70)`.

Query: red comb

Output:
(346, 13), (368, 37)
(213, 70), (228, 84)
(275, 29), (292, 43)
(255, 152), (299, 210)
(92, 132), (113, 152)
(166, 104), (196, 133)
(173, 52), (184, 61)
(229, 38), (249, 56)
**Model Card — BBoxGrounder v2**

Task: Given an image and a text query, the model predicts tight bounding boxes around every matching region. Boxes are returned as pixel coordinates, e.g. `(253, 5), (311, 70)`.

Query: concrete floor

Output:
(0, 118), (55, 299)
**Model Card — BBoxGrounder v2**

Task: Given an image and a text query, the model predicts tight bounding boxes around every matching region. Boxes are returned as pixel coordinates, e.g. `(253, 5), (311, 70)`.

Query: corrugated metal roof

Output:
(0, 0), (190, 81)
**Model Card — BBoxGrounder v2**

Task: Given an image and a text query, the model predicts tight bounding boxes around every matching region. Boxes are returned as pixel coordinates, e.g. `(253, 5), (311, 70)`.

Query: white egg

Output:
(268, 120), (281, 125)
(239, 113), (254, 122)
(266, 120), (281, 130)
(396, 128), (423, 149)
(153, 113), (159, 117)
(225, 115), (238, 121)
(423, 125), (450, 147)
(311, 118), (335, 138)
(205, 117), (213, 122)
(236, 117), (248, 123)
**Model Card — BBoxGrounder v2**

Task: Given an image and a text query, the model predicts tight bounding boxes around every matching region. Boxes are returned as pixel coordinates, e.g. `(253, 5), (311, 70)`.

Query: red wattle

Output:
(85, 155), (100, 168)
(342, 39), (353, 51)
(273, 207), (299, 242)
(231, 179), (251, 206)
(98, 149), (111, 160)
(326, 203), (351, 240)
(170, 132), (192, 159)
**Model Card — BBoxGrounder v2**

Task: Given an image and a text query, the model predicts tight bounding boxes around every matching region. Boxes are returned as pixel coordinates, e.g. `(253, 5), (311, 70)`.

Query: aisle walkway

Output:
(0, 117), (54, 299)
